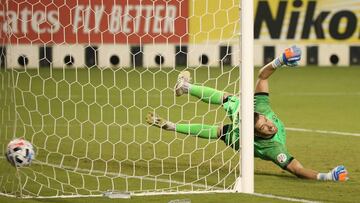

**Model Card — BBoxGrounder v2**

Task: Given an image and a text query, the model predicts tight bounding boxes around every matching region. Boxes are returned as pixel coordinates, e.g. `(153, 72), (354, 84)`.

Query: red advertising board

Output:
(0, 0), (188, 44)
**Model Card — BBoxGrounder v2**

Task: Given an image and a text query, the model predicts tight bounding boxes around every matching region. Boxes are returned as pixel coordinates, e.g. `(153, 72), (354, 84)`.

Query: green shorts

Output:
(220, 124), (239, 150)
(221, 96), (240, 150)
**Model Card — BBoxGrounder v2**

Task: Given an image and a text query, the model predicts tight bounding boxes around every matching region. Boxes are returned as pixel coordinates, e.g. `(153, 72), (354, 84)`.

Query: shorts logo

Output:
(277, 153), (287, 163)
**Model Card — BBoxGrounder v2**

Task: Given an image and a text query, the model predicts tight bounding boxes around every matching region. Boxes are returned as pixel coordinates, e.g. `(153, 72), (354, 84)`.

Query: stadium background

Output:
(2, 0), (360, 69)
(1, 0), (360, 202)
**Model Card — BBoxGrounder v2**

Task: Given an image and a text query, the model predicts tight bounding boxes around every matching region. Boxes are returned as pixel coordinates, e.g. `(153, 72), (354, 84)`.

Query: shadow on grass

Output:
(255, 170), (299, 181)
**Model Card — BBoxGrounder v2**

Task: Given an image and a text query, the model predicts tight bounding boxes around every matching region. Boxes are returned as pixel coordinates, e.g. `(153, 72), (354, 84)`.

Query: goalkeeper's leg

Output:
(146, 112), (220, 139)
(175, 71), (229, 105)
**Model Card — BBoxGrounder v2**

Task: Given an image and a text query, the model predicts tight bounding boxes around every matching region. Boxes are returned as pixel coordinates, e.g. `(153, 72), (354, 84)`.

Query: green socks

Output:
(189, 84), (224, 105)
(176, 124), (218, 139)
(174, 84), (223, 139)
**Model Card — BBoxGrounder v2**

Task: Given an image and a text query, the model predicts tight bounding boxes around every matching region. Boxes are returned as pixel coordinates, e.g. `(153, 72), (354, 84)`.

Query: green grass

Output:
(1, 66), (360, 202)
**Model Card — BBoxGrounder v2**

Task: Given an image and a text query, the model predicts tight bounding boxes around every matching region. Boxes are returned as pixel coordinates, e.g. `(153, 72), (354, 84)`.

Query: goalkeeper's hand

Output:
(273, 45), (302, 67)
(331, 165), (349, 181)
(281, 45), (302, 66)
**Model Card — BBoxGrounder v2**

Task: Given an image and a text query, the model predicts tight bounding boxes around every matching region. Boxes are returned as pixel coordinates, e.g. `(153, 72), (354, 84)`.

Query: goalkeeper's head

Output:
(254, 112), (278, 138)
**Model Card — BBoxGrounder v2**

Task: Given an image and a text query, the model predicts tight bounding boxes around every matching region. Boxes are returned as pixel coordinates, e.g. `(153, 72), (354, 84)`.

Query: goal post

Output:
(0, 0), (254, 198)
(239, 0), (254, 194)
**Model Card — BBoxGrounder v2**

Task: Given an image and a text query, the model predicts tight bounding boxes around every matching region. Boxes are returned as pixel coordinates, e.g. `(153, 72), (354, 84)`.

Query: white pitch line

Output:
(253, 193), (320, 203)
(286, 127), (360, 137)
(31, 160), (221, 190)
(0, 190), (319, 203)
(1, 127), (356, 202)
(1, 159), (320, 202)
(280, 92), (360, 96)
(132, 190), (320, 203)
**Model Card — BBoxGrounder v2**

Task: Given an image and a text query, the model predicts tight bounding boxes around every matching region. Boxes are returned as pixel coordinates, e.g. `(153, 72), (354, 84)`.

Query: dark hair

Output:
(254, 112), (261, 135)
(254, 112), (260, 125)
(254, 112), (273, 138)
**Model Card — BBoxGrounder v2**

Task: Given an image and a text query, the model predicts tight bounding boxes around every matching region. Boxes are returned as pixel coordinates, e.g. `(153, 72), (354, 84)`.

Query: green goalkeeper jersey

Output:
(254, 93), (293, 169)
(222, 94), (293, 169)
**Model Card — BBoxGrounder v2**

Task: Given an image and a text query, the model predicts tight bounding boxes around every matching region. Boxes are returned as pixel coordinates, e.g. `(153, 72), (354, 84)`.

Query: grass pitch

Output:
(0, 66), (360, 203)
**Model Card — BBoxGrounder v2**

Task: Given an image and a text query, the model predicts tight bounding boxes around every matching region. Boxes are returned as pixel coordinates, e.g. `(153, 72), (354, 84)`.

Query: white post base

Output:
(234, 177), (242, 192)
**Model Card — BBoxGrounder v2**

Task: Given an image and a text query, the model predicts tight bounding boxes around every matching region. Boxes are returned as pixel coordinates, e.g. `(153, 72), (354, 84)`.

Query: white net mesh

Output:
(0, 0), (242, 197)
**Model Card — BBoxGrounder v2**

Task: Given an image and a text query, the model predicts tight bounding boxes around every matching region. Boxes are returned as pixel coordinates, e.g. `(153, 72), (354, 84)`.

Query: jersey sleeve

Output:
(255, 141), (294, 169)
(254, 92), (272, 114)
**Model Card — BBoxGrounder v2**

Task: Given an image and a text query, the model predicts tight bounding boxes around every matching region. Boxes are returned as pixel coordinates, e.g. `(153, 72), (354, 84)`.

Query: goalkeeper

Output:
(146, 46), (348, 182)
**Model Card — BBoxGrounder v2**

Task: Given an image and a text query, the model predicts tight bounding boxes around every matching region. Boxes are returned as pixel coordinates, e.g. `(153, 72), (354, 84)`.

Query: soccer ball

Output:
(5, 138), (35, 167)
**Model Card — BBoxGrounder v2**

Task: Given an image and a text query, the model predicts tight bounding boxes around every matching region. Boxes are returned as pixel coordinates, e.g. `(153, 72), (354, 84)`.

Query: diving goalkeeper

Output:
(146, 46), (348, 181)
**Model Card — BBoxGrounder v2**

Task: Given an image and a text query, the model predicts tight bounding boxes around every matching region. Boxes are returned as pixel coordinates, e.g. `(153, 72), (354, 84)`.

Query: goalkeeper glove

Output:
(272, 45), (302, 68)
(331, 165), (348, 182)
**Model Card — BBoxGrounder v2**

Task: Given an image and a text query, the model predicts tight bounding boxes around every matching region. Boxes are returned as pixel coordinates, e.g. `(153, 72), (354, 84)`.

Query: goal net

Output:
(0, 0), (253, 198)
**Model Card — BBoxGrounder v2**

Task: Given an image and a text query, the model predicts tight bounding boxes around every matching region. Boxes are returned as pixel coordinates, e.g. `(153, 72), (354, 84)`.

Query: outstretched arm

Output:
(255, 46), (302, 94)
(286, 159), (349, 181)
(255, 62), (276, 94)
(286, 159), (318, 179)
